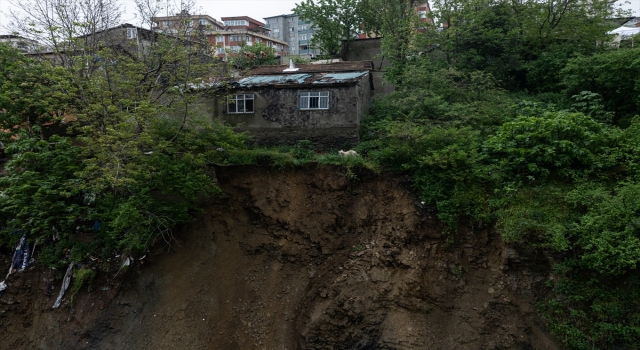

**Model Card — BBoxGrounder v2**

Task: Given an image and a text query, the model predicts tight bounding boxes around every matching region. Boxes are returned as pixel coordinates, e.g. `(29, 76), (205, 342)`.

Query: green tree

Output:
(561, 49), (640, 125)
(423, 0), (623, 89)
(228, 43), (278, 70)
(294, 0), (362, 57)
(0, 0), (245, 258)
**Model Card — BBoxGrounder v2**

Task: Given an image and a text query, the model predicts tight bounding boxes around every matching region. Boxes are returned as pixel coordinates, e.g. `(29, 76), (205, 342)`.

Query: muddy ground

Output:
(0, 166), (561, 349)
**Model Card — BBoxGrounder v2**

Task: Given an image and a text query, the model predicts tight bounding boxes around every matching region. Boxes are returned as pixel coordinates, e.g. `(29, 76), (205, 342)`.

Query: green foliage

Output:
(0, 44), (72, 141)
(0, 136), (86, 245)
(70, 268), (97, 304)
(422, 0), (622, 90)
(485, 111), (621, 182)
(294, 0), (363, 57)
(229, 43), (278, 70)
(561, 49), (640, 125)
(72, 268), (96, 294)
(363, 17), (640, 342)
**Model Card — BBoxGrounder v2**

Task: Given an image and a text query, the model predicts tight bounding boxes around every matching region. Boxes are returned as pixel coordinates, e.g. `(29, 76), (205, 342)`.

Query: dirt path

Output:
(0, 166), (561, 349)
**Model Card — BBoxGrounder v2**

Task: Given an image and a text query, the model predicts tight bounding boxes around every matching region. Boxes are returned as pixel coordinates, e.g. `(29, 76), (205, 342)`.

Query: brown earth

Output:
(0, 166), (561, 349)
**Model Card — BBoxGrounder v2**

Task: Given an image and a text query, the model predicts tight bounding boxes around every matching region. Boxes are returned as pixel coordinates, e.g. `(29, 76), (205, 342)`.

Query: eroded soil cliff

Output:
(0, 166), (560, 349)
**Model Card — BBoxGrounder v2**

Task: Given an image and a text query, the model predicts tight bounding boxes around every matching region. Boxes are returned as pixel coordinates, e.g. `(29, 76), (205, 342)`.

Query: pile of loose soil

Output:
(0, 166), (560, 349)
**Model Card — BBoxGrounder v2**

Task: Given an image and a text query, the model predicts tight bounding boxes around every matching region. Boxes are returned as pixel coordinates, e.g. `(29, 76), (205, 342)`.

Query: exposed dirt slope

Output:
(0, 166), (561, 349)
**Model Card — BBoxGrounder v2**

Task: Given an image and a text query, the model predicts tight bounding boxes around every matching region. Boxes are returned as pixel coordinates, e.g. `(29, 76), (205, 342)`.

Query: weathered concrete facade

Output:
(208, 62), (373, 149)
(343, 38), (395, 98)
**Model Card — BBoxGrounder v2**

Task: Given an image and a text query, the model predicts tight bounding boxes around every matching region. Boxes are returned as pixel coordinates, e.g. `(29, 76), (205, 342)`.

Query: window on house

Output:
(230, 35), (246, 42)
(199, 19), (210, 25)
(300, 34), (307, 40)
(163, 21), (171, 27)
(224, 20), (249, 26)
(227, 94), (254, 113)
(299, 92), (329, 110)
(272, 28), (280, 33)
(216, 35), (224, 42)
(418, 10), (427, 18)
(288, 18), (294, 22)
(127, 28), (138, 39)
(299, 25), (307, 31)
(289, 27), (295, 32)
(217, 47), (225, 54)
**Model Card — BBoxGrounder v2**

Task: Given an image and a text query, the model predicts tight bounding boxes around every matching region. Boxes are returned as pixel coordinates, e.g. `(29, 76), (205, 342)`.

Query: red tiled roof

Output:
(248, 61), (374, 75)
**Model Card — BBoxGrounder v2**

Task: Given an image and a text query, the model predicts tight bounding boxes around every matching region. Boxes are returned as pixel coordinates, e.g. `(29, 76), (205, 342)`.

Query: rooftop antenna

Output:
(283, 58), (299, 72)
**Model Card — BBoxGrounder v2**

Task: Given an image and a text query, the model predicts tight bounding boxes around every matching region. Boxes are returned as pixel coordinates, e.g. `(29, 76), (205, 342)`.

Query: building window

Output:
(216, 35), (224, 42)
(272, 28), (280, 33)
(227, 94), (254, 114)
(299, 92), (329, 110)
(127, 28), (138, 39)
(224, 20), (249, 27)
(199, 19), (210, 25)
(217, 47), (225, 54)
(299, 34), (307, 41)
(255, 38), (262, 43)
(288, 18), (294, 22)
(418, 10), (427, 18)
(299, 25), (307, 31)
(163, 21), (171, 27)
(230, 35), (246, 42)
(289, 27), (295, 32)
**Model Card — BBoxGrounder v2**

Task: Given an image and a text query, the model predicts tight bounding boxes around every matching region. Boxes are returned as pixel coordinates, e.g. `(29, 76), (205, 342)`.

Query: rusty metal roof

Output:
(236, 71), (368, 87)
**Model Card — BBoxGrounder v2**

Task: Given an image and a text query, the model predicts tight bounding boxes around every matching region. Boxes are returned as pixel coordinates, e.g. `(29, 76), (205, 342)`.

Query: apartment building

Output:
(152, 13), (225, 35)
(263, 14), (321, 59)
(0, 35), (41, 54)
(151, 13), (288, 59)
(213, 16), (287, 57)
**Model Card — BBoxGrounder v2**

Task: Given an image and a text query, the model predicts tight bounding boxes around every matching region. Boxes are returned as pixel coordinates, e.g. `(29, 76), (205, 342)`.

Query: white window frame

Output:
(227, 94), (255, 114)
(126, 28), (138, 39)
(216, 35), (224, 42)
(299, 92), (330, 110)
(300, 34), (307, 41)
(224, 20), (249, 27)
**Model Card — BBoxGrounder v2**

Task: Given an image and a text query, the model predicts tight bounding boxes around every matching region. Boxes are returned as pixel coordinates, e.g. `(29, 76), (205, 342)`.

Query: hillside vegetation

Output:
(1, 0), (640, 348)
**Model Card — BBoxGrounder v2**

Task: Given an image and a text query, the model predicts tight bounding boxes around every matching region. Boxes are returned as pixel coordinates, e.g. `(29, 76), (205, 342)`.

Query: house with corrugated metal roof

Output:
(208, 60), (374, 149)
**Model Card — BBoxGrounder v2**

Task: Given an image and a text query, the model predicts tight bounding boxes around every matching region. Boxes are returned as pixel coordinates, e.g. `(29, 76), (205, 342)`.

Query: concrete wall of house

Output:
(208, 75), (370, 149)
(343, 38), (395, 98)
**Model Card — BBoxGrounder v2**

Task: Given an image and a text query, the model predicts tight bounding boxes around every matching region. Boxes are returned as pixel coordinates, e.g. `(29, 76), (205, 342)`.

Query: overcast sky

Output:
(0, 0), (638, 35)
(0, 0), (302, 34)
